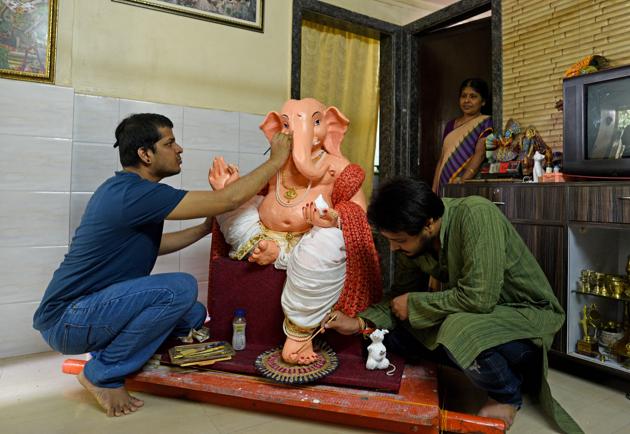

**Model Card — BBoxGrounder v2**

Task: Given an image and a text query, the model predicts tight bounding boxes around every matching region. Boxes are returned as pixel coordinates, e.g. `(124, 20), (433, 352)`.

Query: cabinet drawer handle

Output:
(619, 196), (630, 201)
(492, 201), (505, 206)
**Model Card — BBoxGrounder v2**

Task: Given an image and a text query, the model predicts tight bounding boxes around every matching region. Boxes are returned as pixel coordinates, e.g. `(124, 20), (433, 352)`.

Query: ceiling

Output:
(367, 0), (485, 26)
(372, 0), (459, 11)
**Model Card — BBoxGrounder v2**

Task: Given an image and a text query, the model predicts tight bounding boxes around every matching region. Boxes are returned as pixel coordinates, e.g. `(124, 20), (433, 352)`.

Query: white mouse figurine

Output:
(533, 150), (545, 183)
(366, 329), (390, 370)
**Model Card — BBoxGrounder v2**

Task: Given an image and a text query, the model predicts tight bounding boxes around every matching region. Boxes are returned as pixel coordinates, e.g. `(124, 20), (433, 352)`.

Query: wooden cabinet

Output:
(568, 183), (630, 224)
(512, 223), (566, 351)
(445, 181), (630, 379)
(445, 183), (566, 222)
(445, 182), (567, 352)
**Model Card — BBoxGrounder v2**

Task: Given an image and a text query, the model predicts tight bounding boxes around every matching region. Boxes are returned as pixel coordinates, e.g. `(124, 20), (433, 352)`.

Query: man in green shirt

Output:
(324, 178), (582, 433)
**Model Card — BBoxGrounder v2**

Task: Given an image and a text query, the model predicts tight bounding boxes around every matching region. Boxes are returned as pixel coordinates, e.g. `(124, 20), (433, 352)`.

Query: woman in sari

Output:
(432, 78), (493, 194)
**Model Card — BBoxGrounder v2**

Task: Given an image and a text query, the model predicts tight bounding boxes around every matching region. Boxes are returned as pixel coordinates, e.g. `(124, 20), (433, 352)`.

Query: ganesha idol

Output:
(209, 98), (382, 365)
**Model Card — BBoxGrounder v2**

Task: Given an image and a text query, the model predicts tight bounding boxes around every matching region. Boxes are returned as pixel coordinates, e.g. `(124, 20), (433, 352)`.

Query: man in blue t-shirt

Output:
(33, 113), (290, 417)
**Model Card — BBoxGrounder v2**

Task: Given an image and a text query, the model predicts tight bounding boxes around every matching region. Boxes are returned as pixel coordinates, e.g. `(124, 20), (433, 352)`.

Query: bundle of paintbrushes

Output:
(168, 341), (235, 367)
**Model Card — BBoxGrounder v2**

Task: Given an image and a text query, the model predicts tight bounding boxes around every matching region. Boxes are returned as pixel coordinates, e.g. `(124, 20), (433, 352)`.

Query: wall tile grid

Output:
(0, 78), (269, 357)
(0, 79), (74, 357)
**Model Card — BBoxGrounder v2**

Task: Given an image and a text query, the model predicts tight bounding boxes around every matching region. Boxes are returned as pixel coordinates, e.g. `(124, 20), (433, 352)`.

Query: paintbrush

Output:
(295, 313), (337, 354)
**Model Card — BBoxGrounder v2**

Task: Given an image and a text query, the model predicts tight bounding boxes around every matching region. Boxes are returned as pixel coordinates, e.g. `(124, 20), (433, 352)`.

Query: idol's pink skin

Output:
(257, 98), (366, 234)
(209, 98), (367, 364)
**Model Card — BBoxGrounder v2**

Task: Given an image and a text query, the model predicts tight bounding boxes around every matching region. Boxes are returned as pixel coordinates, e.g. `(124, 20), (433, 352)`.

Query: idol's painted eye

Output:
(283, 122), (289, 129)
(314, 119), (321, 126)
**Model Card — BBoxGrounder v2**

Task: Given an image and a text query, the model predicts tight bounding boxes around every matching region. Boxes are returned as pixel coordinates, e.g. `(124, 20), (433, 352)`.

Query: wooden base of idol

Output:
(62, 359), (505, 434)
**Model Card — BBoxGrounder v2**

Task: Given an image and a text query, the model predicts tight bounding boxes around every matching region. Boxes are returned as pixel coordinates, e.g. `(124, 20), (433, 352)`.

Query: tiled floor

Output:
(0, 351), (628, 434)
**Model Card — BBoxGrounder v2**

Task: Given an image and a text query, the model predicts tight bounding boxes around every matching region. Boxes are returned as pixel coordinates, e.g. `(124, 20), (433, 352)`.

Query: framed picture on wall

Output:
(112, 0), (264, 32)
(0, 0), (58, 83)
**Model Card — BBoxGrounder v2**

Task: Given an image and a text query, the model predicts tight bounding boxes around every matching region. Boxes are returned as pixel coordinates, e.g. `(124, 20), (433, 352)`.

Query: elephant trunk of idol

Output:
(290, 121), (328, 181)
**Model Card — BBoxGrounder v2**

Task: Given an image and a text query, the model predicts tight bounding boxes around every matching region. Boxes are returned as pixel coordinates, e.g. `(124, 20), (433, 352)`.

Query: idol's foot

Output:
(281, 336), (319, 365)
(248, 240), (279, 265)
(478, 398), (518, 430)
(78, 370), (144, 417)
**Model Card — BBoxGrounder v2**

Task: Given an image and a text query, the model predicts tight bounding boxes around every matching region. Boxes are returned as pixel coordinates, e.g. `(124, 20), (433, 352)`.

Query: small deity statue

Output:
(209, 98), (382, 366)
(484, 118), (521, 163)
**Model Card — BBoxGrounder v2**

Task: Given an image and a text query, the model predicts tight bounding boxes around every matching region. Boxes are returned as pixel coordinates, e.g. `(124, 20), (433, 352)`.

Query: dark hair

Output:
(367, 177), (444, 235)
(459, 78), (491, 115)
(114, 113), (173, 167)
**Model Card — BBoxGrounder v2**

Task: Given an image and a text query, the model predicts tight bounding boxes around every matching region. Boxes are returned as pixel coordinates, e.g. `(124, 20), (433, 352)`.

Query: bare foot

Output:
(281, 336), (319, 365)
(478, 398), (518, 430)
(78, 370), (144, 417)
(248, 240), (280, 265)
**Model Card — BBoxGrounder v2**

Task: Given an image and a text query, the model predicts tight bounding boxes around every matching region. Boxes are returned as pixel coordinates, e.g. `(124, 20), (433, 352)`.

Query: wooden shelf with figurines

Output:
(477, 120), (565, 183)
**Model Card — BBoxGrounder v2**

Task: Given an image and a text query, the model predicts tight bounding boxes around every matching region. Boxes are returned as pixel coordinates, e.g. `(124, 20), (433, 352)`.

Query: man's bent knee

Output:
(157, 272), (199, 307)
(174, 272), (199, 304)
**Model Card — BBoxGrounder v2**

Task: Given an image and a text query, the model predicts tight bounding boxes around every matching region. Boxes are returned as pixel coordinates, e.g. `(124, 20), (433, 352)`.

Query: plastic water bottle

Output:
(232, 308), (247, 351)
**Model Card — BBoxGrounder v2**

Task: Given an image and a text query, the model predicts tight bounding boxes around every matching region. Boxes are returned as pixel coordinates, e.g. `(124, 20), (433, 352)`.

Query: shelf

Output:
(572, 290), (630, 303)
(568, 351), (630, 374)
(568, 221), (630, 230)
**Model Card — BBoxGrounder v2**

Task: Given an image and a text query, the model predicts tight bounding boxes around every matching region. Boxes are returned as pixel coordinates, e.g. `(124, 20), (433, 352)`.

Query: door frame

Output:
(291, 0), (403, 178)
(403, 0), (502, 176)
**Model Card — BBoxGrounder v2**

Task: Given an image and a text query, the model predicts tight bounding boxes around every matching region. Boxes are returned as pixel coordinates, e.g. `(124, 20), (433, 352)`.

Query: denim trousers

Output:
(41, 272), (207, 388)
(384, 326), (539, 407)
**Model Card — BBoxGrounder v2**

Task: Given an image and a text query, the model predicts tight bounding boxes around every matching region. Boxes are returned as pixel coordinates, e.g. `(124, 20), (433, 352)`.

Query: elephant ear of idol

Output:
(260, 111), (283, 142)
(322, 106), (349, 157)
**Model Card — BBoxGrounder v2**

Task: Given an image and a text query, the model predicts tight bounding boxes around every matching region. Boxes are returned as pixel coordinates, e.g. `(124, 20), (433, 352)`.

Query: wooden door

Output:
(416, 18), (492, 185)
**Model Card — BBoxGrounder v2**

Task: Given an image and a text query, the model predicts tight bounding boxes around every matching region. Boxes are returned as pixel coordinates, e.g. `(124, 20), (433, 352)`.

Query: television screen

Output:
(586, 78), (630, 160)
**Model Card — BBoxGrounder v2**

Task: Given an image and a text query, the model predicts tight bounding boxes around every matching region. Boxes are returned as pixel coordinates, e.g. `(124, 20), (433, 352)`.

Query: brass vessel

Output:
(607, 275), (627, 299)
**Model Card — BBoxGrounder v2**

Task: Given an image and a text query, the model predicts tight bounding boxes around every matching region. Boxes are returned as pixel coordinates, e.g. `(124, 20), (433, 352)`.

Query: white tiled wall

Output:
(0, 78), (268, 358)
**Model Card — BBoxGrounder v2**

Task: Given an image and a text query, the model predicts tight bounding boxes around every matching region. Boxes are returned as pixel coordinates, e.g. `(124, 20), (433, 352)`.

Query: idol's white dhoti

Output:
(281, 227), (346, 329)
(215, 200), (347, 331)
(215, 195), (264, 259)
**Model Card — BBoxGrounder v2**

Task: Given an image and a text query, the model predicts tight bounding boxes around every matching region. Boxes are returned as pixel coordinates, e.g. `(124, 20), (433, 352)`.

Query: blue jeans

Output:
(384, 326), (539, 407)
(41, 273), (206, 388)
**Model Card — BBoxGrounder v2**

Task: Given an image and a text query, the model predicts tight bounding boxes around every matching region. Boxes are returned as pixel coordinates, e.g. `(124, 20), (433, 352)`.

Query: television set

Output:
(563, 64), (630, 177)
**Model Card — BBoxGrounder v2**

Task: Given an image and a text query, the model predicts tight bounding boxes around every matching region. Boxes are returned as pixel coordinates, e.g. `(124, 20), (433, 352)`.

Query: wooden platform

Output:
(62, 359), (505, 433)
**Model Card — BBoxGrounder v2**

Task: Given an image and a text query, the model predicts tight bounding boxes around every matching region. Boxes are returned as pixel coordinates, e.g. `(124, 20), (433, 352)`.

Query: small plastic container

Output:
(232, 308), (247, 351)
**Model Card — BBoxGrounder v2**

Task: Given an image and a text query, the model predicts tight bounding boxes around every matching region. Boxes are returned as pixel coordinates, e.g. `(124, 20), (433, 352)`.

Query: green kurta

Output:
(360, 196), (583, 434)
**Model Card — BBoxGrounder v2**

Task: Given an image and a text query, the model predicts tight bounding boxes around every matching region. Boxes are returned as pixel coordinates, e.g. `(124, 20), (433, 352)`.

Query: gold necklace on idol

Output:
(275, 150), (325, 207)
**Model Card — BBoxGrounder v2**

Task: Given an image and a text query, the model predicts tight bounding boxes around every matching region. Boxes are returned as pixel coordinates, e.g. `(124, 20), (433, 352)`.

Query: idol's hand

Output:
(302, 202), (339, 228)
(208, 157), (239, 190)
